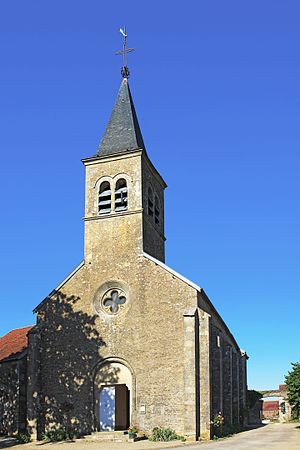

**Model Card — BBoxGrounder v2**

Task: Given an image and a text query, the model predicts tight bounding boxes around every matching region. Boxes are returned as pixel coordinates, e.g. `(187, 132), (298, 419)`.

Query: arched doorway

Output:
(93, 358), (135, 432)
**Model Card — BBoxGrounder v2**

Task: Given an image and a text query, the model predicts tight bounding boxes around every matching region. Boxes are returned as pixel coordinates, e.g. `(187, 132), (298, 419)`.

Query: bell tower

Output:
(82, 77), (166, 265)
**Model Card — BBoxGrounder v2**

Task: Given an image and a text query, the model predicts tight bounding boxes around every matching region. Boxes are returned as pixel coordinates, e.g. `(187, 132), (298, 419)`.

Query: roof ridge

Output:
(0, 325), (34, 362)
(143, 252), (202, 291)
(0, 324), (33, 339)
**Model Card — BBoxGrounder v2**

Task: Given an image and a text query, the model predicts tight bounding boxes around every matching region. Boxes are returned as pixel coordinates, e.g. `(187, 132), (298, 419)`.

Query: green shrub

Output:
(43, 428), (76, 442)
(15, 431), (31, 444)
(149, 427), (184, 441)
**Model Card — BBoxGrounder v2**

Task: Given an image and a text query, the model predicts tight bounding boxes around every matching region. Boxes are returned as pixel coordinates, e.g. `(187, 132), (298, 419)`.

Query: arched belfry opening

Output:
(115, 178), (128, 212)
(93, 358), (135, 432)
(98, 181), (111, 214)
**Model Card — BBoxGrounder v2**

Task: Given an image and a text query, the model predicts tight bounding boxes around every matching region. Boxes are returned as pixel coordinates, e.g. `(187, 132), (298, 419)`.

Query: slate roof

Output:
(0, 325), (33, 361)
(95, 78), (145, 157)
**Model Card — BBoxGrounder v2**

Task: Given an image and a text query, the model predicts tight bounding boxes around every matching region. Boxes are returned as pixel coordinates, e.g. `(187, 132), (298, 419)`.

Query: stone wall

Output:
(209, 320), (247, 429)
(222, 342), (233, 424)
(239, 353), (248, 423)
(141, 154), (166, 262)
(210, 324), (222, 416)
(248, 399), (262, 424)
(31, 253), (200, 438)
(27, 148), (248, 442)
(29, 253), (247, 441)
(0, 356), (27, 435)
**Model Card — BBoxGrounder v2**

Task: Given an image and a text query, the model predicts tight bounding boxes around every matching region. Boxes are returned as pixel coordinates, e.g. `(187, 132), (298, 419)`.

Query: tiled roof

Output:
(0, 325), (33, 361)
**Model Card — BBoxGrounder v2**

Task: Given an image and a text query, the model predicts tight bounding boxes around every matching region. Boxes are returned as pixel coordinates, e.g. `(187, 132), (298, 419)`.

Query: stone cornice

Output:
(82, 148), (143, 166)
(83, 208), (143, 222)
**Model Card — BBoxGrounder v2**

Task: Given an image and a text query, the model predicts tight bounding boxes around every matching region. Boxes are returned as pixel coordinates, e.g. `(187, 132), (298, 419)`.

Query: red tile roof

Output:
(0, 326), (33, 361)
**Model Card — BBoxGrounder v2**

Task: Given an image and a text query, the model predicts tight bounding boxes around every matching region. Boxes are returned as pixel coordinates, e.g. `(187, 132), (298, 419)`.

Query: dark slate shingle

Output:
(95, 78), (145, 157)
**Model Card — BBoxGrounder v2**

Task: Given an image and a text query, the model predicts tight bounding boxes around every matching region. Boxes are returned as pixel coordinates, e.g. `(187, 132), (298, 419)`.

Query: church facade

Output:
(1, 76), (248, 441)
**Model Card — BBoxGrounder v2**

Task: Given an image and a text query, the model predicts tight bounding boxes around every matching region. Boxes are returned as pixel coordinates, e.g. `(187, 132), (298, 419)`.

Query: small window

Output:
(148, 187), (153, 217)
(115, 178), (128, 212)
(98, 181), (111, 214)
(154, 195), (160, 225)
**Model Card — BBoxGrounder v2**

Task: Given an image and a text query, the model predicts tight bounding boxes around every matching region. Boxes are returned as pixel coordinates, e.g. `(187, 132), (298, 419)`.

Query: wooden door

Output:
(115, 384), (130, 430)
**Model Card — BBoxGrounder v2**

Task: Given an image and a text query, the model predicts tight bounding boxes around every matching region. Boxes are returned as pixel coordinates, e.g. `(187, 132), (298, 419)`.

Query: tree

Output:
(285, 361), (300, 419)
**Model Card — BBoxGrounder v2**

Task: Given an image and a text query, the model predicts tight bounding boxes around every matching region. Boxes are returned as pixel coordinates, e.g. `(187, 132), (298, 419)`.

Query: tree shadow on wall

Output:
(29, 290), (120, 439)
(0, 372), (20, 436)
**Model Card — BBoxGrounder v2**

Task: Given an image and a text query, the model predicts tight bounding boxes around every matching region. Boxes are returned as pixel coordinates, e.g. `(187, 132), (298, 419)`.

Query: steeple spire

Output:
(95, 78), (145, 157)
(94, 28), (145, 158)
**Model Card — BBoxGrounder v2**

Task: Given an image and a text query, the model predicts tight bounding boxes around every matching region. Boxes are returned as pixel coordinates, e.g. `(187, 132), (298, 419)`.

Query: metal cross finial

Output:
(116, 27), (135, 78)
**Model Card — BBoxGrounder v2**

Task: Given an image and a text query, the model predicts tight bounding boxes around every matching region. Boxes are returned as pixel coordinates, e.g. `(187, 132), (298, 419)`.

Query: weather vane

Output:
(116, 27), (135, 78)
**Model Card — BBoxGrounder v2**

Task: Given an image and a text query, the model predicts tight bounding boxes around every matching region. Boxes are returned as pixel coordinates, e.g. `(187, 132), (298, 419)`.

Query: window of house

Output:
(98, 181), (111, 214)
(148, 187), (154, 217)
(154, 195), (160, 225)
(115, 178), (128, 212)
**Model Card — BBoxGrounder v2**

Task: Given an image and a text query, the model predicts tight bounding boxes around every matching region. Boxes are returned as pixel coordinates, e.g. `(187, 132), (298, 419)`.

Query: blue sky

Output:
(0, 1), (299, 390)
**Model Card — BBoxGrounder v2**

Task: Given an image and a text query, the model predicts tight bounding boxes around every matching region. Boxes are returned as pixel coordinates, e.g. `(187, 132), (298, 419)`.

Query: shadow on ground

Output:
(244, 423), (267, 430)
(0, 438), (18, 449)
(235, 423), (267, 435)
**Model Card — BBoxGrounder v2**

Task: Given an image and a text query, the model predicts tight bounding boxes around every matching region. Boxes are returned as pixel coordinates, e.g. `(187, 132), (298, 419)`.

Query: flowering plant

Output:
(128, 425), (139, 434)
(211, 412), (224, 428)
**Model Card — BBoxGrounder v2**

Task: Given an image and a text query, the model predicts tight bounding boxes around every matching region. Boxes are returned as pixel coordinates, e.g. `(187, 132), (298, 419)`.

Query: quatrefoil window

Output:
(102, 289), (127, 315)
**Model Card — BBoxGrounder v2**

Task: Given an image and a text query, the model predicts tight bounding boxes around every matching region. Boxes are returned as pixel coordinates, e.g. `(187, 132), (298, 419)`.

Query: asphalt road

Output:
(187, 423), (300, 450)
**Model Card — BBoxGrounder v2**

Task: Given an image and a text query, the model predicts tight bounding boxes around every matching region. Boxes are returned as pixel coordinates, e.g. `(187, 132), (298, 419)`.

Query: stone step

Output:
(88, 431), (129, 442)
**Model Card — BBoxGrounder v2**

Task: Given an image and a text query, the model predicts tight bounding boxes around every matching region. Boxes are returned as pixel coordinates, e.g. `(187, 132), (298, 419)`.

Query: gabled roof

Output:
(95, 78), (145, 157)
(0, 325), (33, 362)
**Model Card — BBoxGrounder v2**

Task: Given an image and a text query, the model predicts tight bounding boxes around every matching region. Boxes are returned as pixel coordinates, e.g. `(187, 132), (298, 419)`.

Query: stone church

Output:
(0, 72), (248, 441)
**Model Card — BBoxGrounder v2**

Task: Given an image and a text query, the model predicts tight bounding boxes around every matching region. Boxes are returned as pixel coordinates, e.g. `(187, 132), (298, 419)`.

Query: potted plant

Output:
(128, 425), (139, 439)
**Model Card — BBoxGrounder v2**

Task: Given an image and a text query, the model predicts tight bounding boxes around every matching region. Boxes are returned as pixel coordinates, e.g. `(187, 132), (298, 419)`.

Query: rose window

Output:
(102, 288), (127, 314)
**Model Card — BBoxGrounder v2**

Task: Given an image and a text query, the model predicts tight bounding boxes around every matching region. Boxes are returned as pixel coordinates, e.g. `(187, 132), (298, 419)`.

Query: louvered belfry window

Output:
(154, 195), (160, 224)
(98, 181), (111, 214)
(148, 187), (154, 217)
(115, 178), (128, 212)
